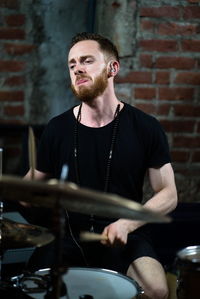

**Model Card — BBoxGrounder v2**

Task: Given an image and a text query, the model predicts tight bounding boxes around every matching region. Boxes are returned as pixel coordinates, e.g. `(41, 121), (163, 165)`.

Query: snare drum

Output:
(12, 267), (143, 299)
(176, 245), (200, 299)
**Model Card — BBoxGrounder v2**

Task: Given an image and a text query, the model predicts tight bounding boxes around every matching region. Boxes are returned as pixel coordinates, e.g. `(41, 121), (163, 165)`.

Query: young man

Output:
(25, 32), (177, 299)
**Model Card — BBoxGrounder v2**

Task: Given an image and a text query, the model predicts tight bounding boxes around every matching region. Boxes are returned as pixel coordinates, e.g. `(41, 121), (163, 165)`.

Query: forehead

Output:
(68, 40), (105, 62)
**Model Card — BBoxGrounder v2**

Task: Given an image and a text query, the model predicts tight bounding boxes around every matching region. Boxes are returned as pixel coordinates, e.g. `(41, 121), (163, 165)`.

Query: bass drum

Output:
(12, 267), (143, 299)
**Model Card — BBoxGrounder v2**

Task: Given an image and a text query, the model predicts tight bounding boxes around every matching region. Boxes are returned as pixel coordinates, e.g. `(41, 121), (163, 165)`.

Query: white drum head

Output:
(17, 267), (141, 299)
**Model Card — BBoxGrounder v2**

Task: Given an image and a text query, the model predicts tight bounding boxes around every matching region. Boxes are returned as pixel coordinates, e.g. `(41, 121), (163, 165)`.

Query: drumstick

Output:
(80, 231), (108, 242)
(28, 127), (36, 180)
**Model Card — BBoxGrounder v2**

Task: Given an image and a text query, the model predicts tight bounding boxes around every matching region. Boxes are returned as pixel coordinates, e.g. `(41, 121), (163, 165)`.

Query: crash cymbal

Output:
(1, 217), (54, 249)
(0, 175), (171, 223)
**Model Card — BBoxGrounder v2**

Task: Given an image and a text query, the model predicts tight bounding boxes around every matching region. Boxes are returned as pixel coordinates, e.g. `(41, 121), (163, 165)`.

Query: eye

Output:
(69, 64), (75, 70)
(84, 59), (93, 64)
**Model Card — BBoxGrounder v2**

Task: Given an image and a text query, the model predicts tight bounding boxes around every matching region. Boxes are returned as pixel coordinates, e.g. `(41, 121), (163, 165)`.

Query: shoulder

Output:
(45, 106), (76, 132)
(49, 107), (74, 125)
(123, 102), (161, 130)
(40, 106), (75, 140)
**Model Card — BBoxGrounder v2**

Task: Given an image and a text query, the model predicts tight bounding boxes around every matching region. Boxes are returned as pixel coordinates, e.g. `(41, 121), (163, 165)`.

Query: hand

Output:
(101, 219), (132, 247)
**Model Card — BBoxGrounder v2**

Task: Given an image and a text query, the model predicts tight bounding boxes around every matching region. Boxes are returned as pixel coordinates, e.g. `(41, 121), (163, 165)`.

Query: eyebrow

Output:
(68, 55), (95, 65)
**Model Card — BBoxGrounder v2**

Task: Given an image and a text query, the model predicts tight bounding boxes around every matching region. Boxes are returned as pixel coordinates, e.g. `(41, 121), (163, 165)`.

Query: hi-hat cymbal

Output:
(1, 217), (55, 249)
(0, 175), (171, 223)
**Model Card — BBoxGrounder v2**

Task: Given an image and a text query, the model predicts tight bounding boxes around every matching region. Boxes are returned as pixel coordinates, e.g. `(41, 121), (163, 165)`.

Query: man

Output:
(25, 32), (177, 299)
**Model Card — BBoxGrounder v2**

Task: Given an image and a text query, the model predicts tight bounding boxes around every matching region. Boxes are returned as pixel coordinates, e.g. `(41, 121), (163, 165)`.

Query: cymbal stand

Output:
(0, 148), (3, 281)
(45, 165), (70, 299)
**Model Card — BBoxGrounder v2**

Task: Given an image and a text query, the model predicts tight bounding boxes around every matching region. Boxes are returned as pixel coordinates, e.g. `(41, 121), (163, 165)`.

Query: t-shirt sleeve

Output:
(36, 120), (55, 174)
(146, 117), (171, 168)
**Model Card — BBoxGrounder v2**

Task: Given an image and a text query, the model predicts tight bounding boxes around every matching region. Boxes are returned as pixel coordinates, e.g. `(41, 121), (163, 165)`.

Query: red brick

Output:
(116, 71), (152, 84)
(156, 56), (195, 69)
(155, 72), (170, 84)
(0, 60), (25, 72)
(140, 7), (180, 18)
(4, 43), (36, 55)
(174, 104), (200, 117)
(139, 39), (177, 52)
(4, 105), (24, 116)
(140, 54), (153, 68)
(0, 118), (24, 124)
(135, 103), (156, 114)
(0, 28), (25, 40)
(135, 87), (156, 99)
(157, 104), (171, 115)
(159, 87), (194, 101)
(141, 20), (155, 32)
(173, 136), (200, 148)
(160, 120), (195, 132)
(5, 15), (25, 26)
(0, 91), (24, 102)
(175, 72), (200, 85)
(192, 151), (200, 162)
(171, 150), (190, 162)
(182, 40), (200, 52)
(183, 6), (200, 19)
(0, 0), (19, 9)
(4, 75), (25, 86)
(157, 22), (198, 35)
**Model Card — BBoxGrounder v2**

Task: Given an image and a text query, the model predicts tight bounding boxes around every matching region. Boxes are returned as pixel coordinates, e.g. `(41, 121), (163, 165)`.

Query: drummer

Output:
(25, 32), (177, 299)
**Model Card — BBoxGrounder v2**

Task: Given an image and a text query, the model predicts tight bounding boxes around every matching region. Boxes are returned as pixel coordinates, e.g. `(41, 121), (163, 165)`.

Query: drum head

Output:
(21, 267), (141, 299)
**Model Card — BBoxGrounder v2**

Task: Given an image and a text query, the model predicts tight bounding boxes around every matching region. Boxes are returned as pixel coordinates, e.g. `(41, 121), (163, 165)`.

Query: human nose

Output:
(74, 63), (85, 75)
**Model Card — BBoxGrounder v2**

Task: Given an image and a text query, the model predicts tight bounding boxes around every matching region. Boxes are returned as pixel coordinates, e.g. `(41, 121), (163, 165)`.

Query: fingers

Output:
(101, 226), (127, 247)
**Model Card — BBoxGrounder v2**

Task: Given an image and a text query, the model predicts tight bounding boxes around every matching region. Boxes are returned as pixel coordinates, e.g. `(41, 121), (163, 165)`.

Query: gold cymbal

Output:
(1, 217), (55, 249)
(0, 175), (171, 223)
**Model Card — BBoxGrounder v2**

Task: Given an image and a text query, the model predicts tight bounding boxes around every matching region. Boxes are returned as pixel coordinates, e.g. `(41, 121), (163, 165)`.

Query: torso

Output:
(37, 103), (170, 203)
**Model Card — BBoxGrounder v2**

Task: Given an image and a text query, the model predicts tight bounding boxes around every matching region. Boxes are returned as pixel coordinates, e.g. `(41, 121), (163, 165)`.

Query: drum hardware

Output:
(176, 245), (200, 299)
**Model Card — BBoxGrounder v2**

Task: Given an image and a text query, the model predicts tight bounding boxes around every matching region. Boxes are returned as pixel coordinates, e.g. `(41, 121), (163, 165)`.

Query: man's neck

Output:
(74, 96), (123, 128)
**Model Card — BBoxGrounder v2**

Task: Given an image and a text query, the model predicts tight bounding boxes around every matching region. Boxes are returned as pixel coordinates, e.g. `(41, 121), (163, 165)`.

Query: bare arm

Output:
(102, 163), (178, 245)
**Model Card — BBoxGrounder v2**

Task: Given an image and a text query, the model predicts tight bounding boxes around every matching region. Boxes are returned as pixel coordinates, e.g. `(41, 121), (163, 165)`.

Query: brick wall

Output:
(0, 0), (200, 201)
(114, 0), (200, 202)
(0, 0), (35, 173)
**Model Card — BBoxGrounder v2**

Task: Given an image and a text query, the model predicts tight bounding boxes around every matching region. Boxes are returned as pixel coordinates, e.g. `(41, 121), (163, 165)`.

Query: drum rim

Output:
(177, 245), (200, 263)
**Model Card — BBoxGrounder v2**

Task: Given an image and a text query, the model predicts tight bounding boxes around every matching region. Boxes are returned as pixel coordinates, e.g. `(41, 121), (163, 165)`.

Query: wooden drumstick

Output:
(28, 126), (36, 180)
(80, 231), (108, 242)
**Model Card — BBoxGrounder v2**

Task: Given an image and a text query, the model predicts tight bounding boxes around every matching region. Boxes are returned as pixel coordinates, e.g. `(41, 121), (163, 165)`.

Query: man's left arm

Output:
(101, 163), (177, 246)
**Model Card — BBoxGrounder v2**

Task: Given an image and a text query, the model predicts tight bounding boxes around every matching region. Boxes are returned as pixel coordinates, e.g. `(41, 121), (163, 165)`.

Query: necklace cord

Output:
(74, 103), (120, 192)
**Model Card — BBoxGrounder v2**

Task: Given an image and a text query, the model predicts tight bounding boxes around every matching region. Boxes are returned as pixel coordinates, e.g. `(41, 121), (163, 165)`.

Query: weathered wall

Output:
(0, 0), (89, 125)
(0, 0), (89, 173)
(0, 0), (200, 201)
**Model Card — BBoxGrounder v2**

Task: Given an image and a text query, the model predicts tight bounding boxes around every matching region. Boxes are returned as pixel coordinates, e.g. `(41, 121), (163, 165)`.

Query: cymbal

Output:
(1, 217), (55, 249)
(0, 175), (171, 223)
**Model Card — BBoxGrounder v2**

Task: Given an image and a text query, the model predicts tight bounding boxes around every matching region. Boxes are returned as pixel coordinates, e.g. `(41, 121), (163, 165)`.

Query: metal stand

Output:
(44, 198), (69, 299)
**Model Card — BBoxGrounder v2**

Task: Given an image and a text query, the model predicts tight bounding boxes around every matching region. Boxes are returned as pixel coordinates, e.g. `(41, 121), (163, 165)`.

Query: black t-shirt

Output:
(37, 103), (171, 203)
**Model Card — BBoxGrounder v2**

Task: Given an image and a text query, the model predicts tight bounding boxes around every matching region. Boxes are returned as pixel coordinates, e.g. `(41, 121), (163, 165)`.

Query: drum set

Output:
(0, 175), (171, 299)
